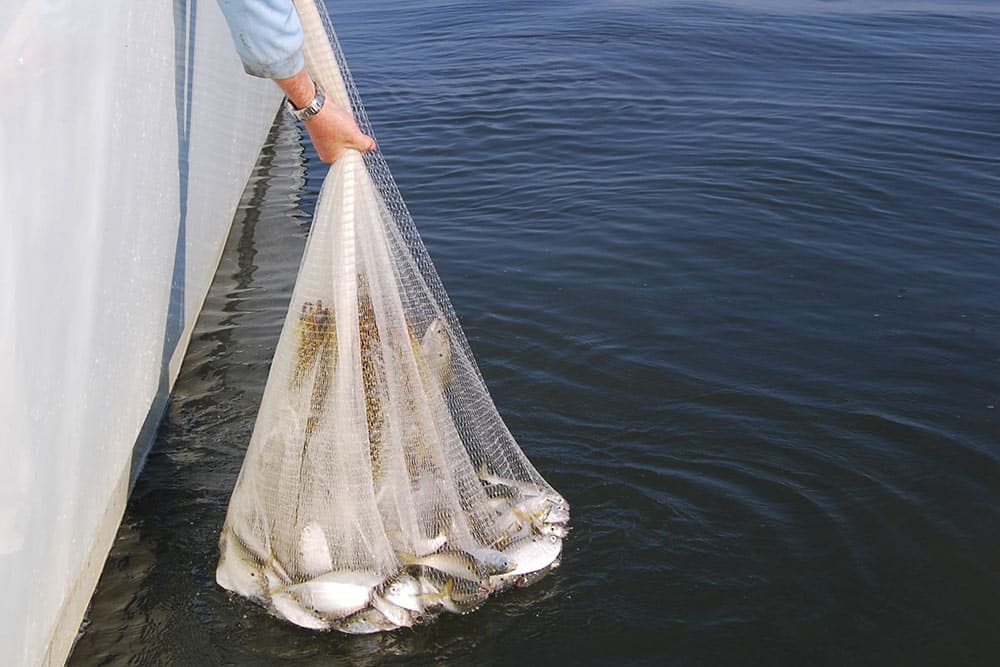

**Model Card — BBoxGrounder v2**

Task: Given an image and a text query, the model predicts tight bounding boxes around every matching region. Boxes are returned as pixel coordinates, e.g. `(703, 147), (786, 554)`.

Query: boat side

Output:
(0, 2), (282, 664)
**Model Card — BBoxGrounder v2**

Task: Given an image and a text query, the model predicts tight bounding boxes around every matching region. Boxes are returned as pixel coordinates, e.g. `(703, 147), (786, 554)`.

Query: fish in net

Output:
(215, 0), (569, 633)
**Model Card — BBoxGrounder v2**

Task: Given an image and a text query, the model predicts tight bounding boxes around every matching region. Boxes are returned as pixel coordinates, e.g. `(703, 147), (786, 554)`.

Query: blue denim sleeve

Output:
(216, 0), (305, 79)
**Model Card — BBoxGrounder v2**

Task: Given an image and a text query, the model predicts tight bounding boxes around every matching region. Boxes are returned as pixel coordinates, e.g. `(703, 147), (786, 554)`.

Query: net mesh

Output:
(216, 0), (569, 633)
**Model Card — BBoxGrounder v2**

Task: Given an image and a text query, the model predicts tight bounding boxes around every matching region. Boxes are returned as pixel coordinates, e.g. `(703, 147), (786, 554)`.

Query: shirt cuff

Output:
(241, 49), (305, 80)
(217, 0), (305, 80)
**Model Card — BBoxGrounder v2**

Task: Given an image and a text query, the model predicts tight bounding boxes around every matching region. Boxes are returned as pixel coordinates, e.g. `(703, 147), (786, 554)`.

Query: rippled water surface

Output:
(71, 1), (999, 664)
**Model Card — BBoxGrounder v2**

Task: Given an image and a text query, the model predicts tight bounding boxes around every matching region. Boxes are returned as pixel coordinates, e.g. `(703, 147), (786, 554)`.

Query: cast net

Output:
(216, 0), (569, 633)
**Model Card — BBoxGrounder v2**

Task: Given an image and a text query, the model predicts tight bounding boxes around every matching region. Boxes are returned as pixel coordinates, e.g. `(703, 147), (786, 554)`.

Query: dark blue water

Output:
(71, 1), (999, 664)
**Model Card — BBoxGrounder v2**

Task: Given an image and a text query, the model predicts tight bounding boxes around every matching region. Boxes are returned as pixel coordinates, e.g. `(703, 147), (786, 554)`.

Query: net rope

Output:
(216, 0), (569, 633)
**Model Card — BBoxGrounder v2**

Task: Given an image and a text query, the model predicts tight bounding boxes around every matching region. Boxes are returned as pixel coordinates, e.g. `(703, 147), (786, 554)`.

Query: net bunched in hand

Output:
(216, 0), (569, 633)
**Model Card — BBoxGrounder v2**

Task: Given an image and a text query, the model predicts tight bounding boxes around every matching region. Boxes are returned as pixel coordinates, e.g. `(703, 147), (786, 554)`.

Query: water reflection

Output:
(69, 112), (309, 665)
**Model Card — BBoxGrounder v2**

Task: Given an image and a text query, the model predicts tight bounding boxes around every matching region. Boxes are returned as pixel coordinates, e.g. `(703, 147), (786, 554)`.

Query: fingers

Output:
(352, 133), (377, 154)
(315, 138), (375, 164)
(349, 126), (378, 153)
(302, 103), (377, 162)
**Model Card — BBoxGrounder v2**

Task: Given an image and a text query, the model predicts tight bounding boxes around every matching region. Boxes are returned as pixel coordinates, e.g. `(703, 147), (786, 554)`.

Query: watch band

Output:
(286, 84), (325, 122)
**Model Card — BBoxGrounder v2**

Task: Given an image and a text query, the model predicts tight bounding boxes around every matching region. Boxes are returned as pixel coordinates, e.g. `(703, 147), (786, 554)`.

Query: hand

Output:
(275, 66), (376, 164)
(302, 100), (376, 164)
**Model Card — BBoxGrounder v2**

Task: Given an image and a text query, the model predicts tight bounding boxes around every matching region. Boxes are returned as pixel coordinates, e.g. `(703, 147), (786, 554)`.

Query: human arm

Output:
(276, 66), (376, 164)
(216, 0), (374, 163)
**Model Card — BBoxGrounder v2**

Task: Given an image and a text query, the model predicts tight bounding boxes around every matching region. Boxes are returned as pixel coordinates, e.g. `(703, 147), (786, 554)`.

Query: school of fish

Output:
(217, 467), (569, 632)
(217, 313), (569, 632)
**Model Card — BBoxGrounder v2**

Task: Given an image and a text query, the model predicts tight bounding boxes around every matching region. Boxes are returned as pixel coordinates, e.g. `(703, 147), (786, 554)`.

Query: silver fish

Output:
(371, 591), (415, 628)
(493, 501), (554, 543)
(380, 573), (425, 612)
(512, 495), (570, 535)
(492, 534), (562, 589)
(268, 554), (292, 587)
(487, 494), (516, 518)
(337, 607), (400, 635)
(545, 501), (571, 526)
(270, 590), (330, 630)
(467, 546), (516, 575)
(216, 531), (270, 601)
(298, 521), (333, 577)
(483, 482), (520, 501)
(400, 549), (484, 581)
(476, 466), (559, 502)
(228, 523), (270, 562)
(411, 531), (448, 557)
(288, 570), (381, 619)
(409, 566), (491, 615)
(535, 522), (570, 538)
(385, 528), (448, 558)
(420, 317), (453, 387)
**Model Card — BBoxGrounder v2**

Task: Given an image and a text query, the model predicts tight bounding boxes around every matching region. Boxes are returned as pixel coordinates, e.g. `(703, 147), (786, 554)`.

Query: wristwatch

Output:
(286, 84), (325, 122)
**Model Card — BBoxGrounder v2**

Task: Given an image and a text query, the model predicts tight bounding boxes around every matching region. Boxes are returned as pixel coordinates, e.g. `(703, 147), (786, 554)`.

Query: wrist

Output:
(286, 81), (317, 111)
(285, 83), (326, 122)
(275, 67), (320, 110)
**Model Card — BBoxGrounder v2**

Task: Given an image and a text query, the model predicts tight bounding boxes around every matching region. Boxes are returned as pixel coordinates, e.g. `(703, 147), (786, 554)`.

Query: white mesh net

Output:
(216, 0), (569, 633)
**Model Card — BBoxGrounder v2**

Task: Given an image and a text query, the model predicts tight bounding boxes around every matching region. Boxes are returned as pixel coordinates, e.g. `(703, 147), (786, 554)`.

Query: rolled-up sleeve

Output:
(217, 0), (304, 79)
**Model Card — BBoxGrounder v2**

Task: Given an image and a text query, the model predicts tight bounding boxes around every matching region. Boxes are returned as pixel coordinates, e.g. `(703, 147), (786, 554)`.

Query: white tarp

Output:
(0, 1), (279, 664)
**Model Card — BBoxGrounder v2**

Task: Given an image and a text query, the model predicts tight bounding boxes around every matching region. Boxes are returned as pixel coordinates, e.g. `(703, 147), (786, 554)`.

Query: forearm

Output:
(218, 0), (375, 163)
(275, 67), (317, 109)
